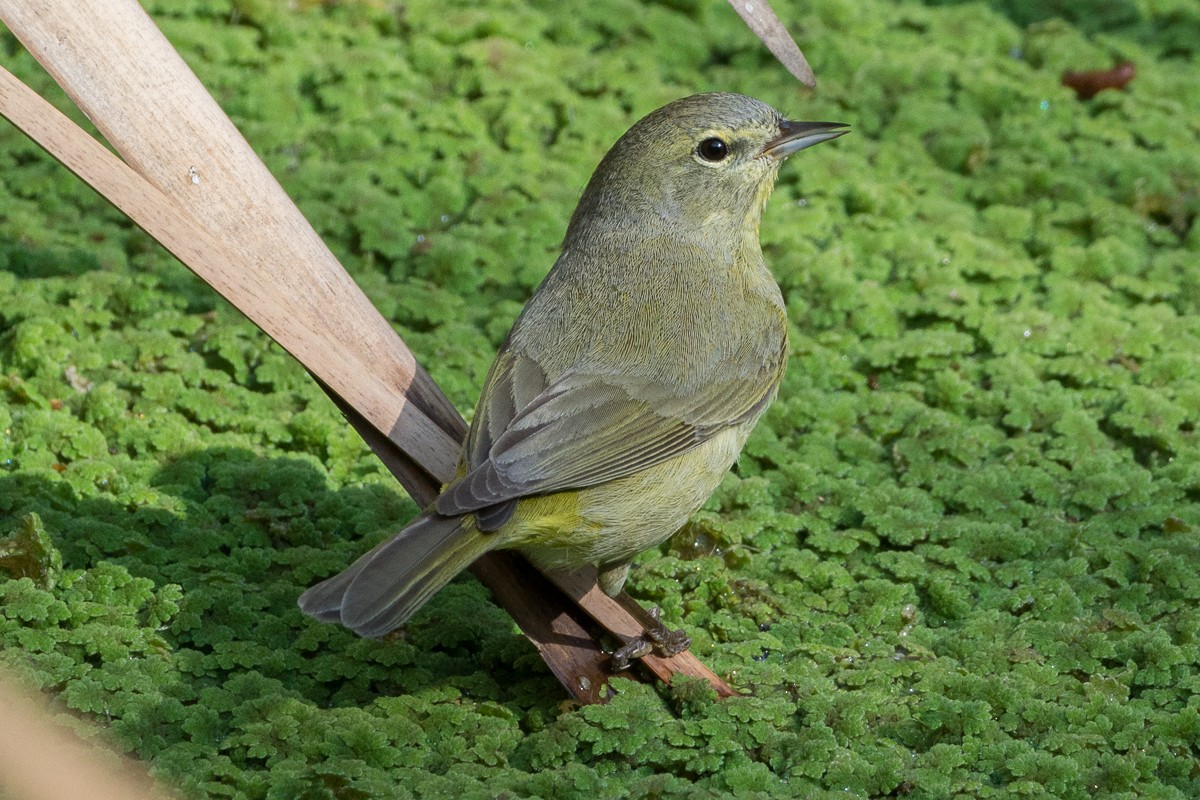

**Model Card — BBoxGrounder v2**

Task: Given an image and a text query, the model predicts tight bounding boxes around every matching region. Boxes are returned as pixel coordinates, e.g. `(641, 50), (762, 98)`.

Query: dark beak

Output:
(763, 120), (849, 160)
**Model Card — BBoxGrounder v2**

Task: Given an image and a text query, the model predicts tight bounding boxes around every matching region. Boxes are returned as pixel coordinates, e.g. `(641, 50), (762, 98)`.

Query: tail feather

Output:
(298, 513), (496, 638)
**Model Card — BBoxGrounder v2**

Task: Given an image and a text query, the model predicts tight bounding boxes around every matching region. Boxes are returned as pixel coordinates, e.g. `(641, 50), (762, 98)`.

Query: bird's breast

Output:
(508, 228), (788, 395)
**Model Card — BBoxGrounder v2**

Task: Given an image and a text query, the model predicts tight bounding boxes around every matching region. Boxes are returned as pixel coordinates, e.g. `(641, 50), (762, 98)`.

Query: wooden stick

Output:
(728, 0), (817, 88)
(0, 4), (459, 481)
(0, 3), (735, 700)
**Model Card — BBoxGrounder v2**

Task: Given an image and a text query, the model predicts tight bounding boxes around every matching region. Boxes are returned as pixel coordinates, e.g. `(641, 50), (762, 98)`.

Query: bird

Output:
(299, 93), (847, 658)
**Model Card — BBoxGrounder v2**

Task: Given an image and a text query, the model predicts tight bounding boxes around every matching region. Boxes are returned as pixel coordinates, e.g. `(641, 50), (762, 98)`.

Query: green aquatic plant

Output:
(1, 0), (1197, 796)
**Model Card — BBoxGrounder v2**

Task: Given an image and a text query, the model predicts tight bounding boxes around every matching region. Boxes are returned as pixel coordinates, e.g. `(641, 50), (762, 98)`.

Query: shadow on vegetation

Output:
(0, 448), (558, 713)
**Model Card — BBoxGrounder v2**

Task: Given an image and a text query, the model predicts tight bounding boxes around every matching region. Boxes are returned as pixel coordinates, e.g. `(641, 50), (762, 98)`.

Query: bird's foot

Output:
(610, 638), (653, 671)
(644, 606), (692, 657)
(610, 607), (691, 671)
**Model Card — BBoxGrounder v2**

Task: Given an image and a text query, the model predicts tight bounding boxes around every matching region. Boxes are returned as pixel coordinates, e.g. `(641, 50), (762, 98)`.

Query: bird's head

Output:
(566, 93), (847, 246)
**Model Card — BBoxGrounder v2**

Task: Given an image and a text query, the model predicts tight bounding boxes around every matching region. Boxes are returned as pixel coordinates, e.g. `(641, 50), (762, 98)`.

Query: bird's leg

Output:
(596, 562), (631, 597)
(610, 606), (691, 671)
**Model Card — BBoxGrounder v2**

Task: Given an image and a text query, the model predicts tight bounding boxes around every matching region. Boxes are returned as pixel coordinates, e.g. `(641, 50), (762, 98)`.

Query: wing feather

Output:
(436, 362), (780, 517)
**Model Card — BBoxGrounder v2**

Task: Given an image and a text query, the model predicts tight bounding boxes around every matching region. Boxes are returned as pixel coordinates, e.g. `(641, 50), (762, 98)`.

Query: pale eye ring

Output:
(696, 137), (729, 162)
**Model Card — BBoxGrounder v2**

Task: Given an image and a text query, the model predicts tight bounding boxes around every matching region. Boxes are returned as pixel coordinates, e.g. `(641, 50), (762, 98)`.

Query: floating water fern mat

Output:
(1, 0), (1198, 797)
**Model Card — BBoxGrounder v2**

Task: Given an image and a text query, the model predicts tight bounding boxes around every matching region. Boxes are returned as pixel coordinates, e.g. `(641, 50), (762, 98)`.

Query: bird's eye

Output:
(696, 137), (729, 162)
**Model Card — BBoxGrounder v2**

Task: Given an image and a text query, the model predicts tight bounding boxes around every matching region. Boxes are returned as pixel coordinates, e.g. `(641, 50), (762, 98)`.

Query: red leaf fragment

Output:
(1061, 62), (1136, 100)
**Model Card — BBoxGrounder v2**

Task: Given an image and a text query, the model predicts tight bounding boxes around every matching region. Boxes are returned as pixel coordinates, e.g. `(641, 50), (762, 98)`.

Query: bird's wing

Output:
(435, 347), (781, 517)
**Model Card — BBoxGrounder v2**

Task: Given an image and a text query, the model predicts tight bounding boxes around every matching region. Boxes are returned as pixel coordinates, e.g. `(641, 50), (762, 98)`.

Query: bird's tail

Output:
(297, 513), (496, 638)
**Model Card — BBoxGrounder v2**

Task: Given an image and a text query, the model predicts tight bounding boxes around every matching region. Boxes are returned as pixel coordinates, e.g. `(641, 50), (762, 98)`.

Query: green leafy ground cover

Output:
(1, 0), (1198, 797)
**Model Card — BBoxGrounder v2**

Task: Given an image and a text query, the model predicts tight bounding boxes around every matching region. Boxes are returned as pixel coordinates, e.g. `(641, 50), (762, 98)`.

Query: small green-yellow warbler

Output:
(300, 93), (846, 639)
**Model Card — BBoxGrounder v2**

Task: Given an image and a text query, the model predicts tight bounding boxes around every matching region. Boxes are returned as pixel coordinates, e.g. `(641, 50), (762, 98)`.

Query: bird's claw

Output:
(610, 607), (692, 671)
(610, 638), (654, 671)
